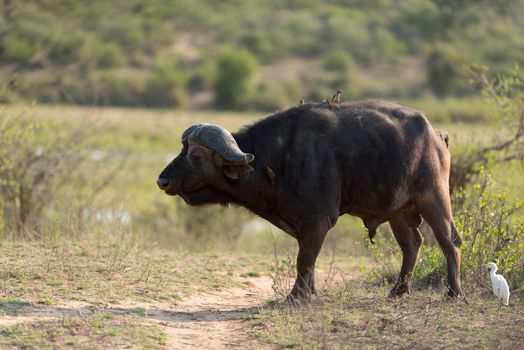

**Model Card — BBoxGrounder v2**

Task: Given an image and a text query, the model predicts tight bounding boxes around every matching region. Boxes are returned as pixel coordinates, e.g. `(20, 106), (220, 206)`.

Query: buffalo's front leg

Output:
(288, 218), (329, 304)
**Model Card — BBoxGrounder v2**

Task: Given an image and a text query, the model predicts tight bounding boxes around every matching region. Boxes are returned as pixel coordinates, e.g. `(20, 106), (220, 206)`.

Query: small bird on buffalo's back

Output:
(487, 262), (510, 306)
(332, 90), (343, 105)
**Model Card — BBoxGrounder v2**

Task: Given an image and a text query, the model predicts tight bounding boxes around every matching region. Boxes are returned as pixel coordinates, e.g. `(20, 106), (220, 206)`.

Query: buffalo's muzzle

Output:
(157, 177), (170, 190)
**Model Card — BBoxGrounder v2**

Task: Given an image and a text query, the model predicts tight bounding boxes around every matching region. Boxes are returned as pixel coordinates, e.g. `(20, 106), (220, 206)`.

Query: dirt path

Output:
(159, 276), (275, 349)
(0, 275), (276, 349)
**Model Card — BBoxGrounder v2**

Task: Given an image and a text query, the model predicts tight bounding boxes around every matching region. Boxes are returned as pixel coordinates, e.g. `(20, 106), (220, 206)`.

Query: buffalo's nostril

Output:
(157, 178), (170, 189)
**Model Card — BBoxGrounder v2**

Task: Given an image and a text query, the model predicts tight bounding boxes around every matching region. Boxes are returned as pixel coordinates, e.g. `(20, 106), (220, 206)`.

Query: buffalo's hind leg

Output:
(388, 213), (423, 297)
(416, 189), (463, 298)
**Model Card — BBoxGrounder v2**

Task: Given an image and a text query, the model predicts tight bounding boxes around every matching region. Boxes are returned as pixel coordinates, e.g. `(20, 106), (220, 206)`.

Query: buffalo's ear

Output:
(213, 152), (254, 180)
(223, 164), (254, 180)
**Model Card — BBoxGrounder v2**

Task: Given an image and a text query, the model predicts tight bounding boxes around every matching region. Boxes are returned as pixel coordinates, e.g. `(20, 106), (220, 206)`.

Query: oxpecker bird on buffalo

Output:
(157, 100), (464, 303)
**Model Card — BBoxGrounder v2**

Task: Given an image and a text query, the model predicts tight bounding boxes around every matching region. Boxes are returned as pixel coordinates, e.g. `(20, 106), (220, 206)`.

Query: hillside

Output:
(1, 0), (523, 109)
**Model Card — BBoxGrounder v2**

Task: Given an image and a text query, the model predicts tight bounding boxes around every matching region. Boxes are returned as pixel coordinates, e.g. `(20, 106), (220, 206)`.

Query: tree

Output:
(450, 67), (524, 190)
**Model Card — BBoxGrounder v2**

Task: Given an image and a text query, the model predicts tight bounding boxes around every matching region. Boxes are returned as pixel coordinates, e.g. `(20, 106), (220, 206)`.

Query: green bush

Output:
(425, 42), (469, 96)
(396, 0), (442, 49)
(213, 48), (257, 110)
(1, 1), (524, 107)
(0, 35), (37, 63)
(320, 13), (371, 63)
(419, 175), (523, 290)
(144, 55), (187, 107)
(367, 27), (407, 63)
(240, 32), (277, 64)
(48, 31), (87, 65)
(97, 42), (126, 68)
(248, 82), (300, 111)
(99, 72), (147, 106)
(0, 112), (126, 238)
(322, 50), (356, 73)
(186, 60), (215, 93)
(447, 69), (524, 190)
(368, 173), (524, 292)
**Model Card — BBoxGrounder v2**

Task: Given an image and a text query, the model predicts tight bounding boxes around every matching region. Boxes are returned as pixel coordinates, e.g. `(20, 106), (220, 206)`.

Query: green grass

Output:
(2, 103), (522, 251)
(403, 96), (495, 124)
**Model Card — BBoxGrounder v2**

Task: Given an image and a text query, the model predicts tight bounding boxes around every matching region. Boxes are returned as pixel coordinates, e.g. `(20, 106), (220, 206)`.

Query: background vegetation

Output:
(0, 1), (523, 348)
(1, 0), (524, 110)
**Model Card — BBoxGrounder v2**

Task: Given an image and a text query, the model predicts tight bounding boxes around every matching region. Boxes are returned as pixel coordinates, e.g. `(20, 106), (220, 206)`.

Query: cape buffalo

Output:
(157, 100), (463, 302)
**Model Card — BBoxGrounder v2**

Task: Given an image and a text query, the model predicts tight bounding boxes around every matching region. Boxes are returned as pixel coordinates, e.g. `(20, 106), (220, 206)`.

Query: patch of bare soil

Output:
(158, 276), (275, 349)
(0, 276), (275, 349)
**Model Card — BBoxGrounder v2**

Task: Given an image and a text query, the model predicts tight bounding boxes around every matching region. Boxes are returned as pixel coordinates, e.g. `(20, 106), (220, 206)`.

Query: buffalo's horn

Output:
(181, 124), (201, 142)
(185, 123), (254, 164)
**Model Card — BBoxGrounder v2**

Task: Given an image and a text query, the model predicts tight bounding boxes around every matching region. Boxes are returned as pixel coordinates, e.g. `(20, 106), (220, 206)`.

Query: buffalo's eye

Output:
(189, 149), (203, 164)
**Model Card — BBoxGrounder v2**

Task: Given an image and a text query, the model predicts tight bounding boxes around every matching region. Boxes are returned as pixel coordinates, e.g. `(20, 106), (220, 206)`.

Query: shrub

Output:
(186, 60), (215, 93)
(144, 55), (187, 107)
(449, 68), (524, 190)
(97, 41), (126, 68)
(455, 175), (523, 288)
(248, 82), (300, 112)
(367, 173), (524, 292)
(425, 42), (469, 97)
(0, 111), (126, 238)
(415, 174), (524, 290)
(48, 30), (87, 65)
(240, 32), (276, 64)
(396, 0), (441, 49)
(322, 50), (356, 73)
(99, 72), (147, 106)
(0, 34), (37, 63)
(213, 48), (257, 110)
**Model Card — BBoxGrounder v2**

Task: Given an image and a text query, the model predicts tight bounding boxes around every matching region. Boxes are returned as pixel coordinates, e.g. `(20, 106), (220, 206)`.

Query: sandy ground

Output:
(160, 277), (274, 349)
(0, 276), (276, 349)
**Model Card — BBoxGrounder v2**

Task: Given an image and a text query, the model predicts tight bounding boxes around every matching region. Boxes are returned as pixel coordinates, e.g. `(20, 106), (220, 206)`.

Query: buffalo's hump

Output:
(233, 100), (444, 216)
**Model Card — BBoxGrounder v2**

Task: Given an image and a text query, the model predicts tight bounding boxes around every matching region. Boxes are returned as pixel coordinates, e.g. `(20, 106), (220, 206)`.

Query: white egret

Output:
(487, 262), (510, 306)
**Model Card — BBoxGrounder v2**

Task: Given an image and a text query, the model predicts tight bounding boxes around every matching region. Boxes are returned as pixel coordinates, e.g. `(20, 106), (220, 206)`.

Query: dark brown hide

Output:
(158, 100), (463, 302)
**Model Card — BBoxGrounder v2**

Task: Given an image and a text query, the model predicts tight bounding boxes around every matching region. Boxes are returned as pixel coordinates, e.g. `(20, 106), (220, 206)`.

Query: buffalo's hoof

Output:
(446, 288), (463, 299)
(286, 290), (311, 306)
(388, 284), (410, 298)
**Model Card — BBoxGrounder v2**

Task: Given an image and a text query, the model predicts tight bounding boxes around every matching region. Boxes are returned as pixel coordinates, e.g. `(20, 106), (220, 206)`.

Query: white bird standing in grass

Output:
(487, 262), (510, 306)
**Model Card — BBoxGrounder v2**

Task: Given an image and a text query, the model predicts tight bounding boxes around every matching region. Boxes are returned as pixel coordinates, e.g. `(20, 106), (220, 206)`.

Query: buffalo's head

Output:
(156, 124), (254, 202)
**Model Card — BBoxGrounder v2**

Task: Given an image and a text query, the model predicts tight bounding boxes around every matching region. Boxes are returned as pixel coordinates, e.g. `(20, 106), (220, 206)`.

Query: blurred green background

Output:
(1, 0), (523, 111)
(0, 0), (523, 264)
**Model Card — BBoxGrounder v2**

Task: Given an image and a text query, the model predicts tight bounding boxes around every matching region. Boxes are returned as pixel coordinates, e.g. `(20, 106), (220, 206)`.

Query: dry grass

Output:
(254, 281), (524, 349)
(0, 239), (522, 349)
(0, 313), (166, 349)
(1, 105), (522, 348)
(0, 239), (269, 306)
(0, 239), (273, 348)
(257, 247), (524, 349)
